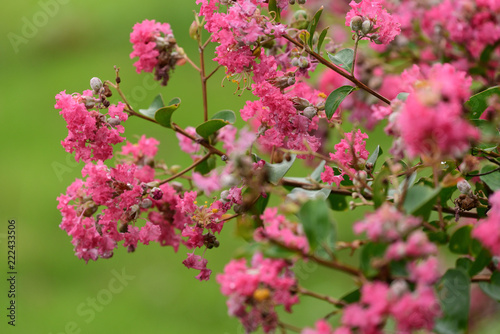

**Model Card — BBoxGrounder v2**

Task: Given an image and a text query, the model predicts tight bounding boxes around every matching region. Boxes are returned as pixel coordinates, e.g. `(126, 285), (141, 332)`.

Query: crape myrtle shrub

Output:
(54, 0), (500, 333)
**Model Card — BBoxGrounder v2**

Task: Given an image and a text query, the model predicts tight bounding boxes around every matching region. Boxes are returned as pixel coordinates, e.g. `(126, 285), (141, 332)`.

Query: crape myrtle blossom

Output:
(54, 90), (128, 163)
(473, 191), (500, 264)
(321, 129), (369, 187)
(345, 0), (401, 45)
(217, 253), (299, 333)
(382, 63), (479, 159)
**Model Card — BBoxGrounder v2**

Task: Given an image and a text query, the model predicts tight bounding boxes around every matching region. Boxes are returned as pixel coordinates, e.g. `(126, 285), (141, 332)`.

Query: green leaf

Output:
(480, 164), (500, 190)
(194, 154), (216, 175)
(297, 199), (336, 254)
(360, 242), (388, 277)
(327, 192), (348, 211)
(435, 269), (470, 334)
(469, 247), (491, 276)
(268, 0), (280, 22)
(307, 6), (324, 48)
(396, 92), (409, 101)
(449, 225), (472, 255)
(366, 145), (383, 170)
(287, 188), (331, 201)
(338, 289), (360, 308)
(195, 109), (236, 139)
(211, 109), (236, 123)
(325, 85), (356, 119)
(403, 185), (441, 220)
(311, 160), (326, 182)
(155, 97), (181, 128)
(316, 27), (329, 53)
(455, 258), (473, 274)
(479, 271), (500, 301)
(328, 49), (354, 72)
(471, 119), (500, 150)
(138, 94), (165, 119)
(372, 167), (390, 208)
(466, 86), (500, 119)
(266, 154), (297, 185)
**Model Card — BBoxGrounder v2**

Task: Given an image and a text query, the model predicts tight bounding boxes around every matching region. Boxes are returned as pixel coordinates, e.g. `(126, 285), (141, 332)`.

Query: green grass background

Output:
(0, 1), (499, 333)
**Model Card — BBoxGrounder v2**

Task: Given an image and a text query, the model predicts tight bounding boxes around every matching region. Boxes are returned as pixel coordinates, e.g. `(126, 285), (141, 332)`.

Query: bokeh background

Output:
(1, 1), (499, 333)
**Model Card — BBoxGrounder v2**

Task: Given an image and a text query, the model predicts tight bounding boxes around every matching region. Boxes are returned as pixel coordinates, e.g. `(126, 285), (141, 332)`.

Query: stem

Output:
(278, 322), (302, 333)
(205, 64), (222, 81)
(200, 45), (209, 122)
(471, 274), (493, 282)
(298, 286), (346, 307)
(432, 163), (445, 229)
(159, 153), (211, 185)
(172, 123), (226, 157)
(282, 34), (391, 105)
(351, 35), (360, 76)
(183, 53), (201, 72)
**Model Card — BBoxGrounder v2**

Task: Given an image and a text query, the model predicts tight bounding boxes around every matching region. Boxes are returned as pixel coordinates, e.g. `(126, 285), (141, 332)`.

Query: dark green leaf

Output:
(372, 167), (390, 208)
(138, 94), (164, 119)
(194, 154), (216, 175)
(338, 289), (360, 308)
(297, 199), (336, 254)
(479, 271), (500, 301)
(328, 49), (354, 72)
(366, 145), (383, 170)
(435, 269), (470, 334)
(390, 260), (408, 277)
(266, 154), (297, 185)
(211, 109), (236, 123)
(469, 247), (491, 276)
(480, 164), (500, 190)
(316, 27), (329, 53)
(449, 225), (472, 255)
(455, 258), (473, 274)
(268, 0), (280, 22)
(403, 185), (441, 220)
(471, 119), (500, 150)
(360, 242), (388, 277)
(427, 230), (449, 245)
(307, 6), (324, 48)
(327, 192), (348, 211)
(254, 193), (270, 216)
(155, 97), (181, 128)
(196, 120), (230, 139)
(325, 85), (356, 119)
(466, 86), (500, 119)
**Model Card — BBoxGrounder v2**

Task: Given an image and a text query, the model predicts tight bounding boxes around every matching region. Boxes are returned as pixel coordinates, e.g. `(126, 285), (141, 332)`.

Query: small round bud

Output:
(90, 77), (103, 94)
(457, 179), (472, 195)
(102, 99), (110, 108)
(302, 106), (317, 119)
(297, 56), (309, 69)
(390, 279), (409, 297)
(361, 20), (373, 35)
(107, 116), (121, 126)
(298, 0), (306, 4)
(291, 58), (300, 67)
(289, 0), (296, 4)
(140, 198), (153, 209)
(82, 96), (96, 109)
(287, 77), (296, 86)
(151, 187), (163, 200)
(189, 21), (200, 40)
(350, 16), (363, 32)
(292, 97), (311, 111)
(221, 155), (228, 162)
(170, 165), (181, 174)
(253, 288), (271, 302)
(102, 84), (112, 97)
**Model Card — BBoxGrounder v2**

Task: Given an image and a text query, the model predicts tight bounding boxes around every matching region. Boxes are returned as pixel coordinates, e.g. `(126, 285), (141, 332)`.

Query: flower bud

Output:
(140, 198), (153, 209)
(298, 0), (306, 4)
(350, 16), (363, 32)
(292, 97), (311, 111)
(361, 20), (373, 35)
(457, 179), (472, 195)
(297, 56), (309, 69)
(302, 106), (317, 119)
(90, 77), (103, 94)
(289, 0), (296, 4)
(107, 116), (121, 126)
(189, 21), (200, 40)
(151, 187), (163, 200)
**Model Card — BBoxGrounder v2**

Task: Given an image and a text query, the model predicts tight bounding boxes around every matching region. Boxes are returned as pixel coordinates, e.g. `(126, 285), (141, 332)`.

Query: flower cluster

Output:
(473, 191), (500, 263)
(54, 88), (128, 163)
(217, 253), (299, 333)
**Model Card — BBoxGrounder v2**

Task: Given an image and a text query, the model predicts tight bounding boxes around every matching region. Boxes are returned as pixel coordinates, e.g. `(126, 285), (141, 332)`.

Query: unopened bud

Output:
(102, 84), (112, 97)
(151, 187), (163, 200)
(457, 179), (472, 194)
(350, 16), (363, 32)
(302, 106), (317, 119)
(298, 0), (306, 4)
(107, 116), (121, 126)
(170, 165), (181, 173)
(140, 198), (153, 209)
(297, 56), (309, 69)
(90, 77), (103, 94)
(289, 0), (296, 4)
(292, 97), (311, 111)
(361, 20), (373, 35)
(189, 21), (200, 40)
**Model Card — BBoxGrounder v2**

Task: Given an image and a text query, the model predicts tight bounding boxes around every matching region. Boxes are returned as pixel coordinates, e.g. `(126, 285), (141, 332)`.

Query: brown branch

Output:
(159, 153), (211, 185)
(298, 286), (346, 307)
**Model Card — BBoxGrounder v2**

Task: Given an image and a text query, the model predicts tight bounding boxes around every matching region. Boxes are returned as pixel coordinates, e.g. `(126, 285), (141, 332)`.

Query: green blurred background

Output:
(1, 1), (498, 333)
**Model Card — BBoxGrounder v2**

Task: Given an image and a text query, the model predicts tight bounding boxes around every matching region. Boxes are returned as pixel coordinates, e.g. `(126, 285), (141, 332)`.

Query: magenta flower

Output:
(130, 19), (172, 73)
(473, 191), (500, 262)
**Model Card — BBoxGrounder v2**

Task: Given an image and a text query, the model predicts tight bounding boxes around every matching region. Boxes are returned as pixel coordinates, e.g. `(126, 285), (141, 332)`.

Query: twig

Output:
(159, 153), (211, 185)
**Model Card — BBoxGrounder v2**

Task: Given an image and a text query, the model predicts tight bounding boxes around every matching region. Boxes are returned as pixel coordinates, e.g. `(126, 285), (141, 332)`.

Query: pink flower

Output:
(408, 257), (440, 285)
(176, 126), (200, 158)
(192, 170), (221, 196)
(386, 230), (437, 260)
(302, 320), (335, 334)
(255, 207), (309, 253)
(353, 203), (421, 242)
(345, 0), (401, 45)
(182, 253), (212, 281)
(121, 135), (159, 160)
(130, 19), (172, 73)
(55, 91), (127, 163)
(473, 191), (500, 260)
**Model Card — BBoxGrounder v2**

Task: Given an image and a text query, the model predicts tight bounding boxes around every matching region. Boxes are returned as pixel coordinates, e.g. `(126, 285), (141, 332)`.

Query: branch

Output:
(298, 286), (346, 307)
(159, 153), (211, 185)
(282, 34), (391, 105)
